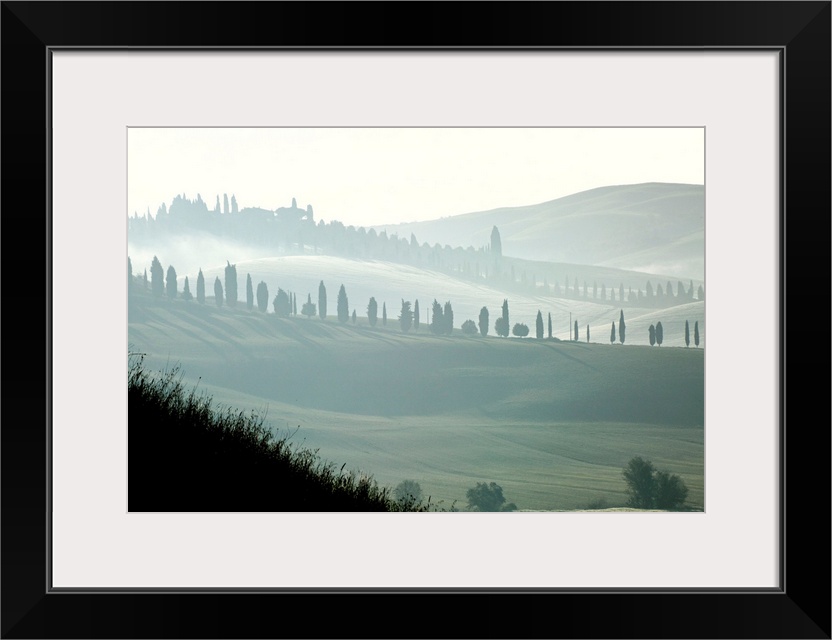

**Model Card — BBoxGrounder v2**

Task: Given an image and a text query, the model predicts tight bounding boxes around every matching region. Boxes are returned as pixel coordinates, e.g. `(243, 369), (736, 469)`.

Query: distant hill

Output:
(373, 183), (704, 280)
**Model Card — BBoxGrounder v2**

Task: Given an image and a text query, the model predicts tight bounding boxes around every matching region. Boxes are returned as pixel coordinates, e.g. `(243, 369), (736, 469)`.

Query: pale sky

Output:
(128, 127), (703, 228)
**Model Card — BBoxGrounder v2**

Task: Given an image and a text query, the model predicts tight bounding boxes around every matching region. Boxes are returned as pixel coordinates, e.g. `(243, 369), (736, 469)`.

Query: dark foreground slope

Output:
(128, 356), (426, 512)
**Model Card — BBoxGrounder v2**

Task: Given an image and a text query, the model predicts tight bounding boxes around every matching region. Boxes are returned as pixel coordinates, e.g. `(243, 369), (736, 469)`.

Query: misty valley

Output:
(128, 182), (705, 512)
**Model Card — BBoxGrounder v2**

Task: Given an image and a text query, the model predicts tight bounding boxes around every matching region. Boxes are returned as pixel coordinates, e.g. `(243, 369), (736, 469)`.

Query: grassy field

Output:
(129, 288), (705, 511)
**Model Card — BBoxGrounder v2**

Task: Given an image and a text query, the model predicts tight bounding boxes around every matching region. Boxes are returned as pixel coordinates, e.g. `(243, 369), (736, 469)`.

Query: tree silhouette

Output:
(694, 321), (700, 347)
(443, 301), (454, 334)
(490, 225), (502, 258)
(214, 277), (223, 307)
(610, 322), (616, 344)
(654, 471), (689, 510)
(273, 288), (290, 317)
(574, 320), (578, 341)
(399, 300), (413, 332)
(197, 268), (205, 304)
(430, 299), (444, 335)
(394, 480), (423, 507)
(536, 310), (544, 339)
(478, 306), (489, 337)
(649, 324), (656, 346)
(495, 299), (510, 337)
(461, 319), (478, 334)
(684, 320), (690, 347)
(414, 300), (420, 332)
(293, 293), (297, 316)
(336, 285), (349, 323)
(150, 256), (164, 297)
(697, 284), (705, 301)
(513, 323), (529, 337)
(166, 265), (177, 299)
(367, 297), (378, 327)
(586, 324), (590, 343)
(619, 310), (626, 344)
(548, 312), (553, 339)
(318, 281), (327, 320)
(224, 261), (237, 307)
(182, 276), (192, 301)
(382, 302), (387, 326)
(656, 321), (663, 346)
(143, 269), (148, 290)
(622, 456), (656, 509)
(302, 293), (316, 318)
(256, 282), (268, 312)
(466, 481), (515, 512)
(246, 274), (254, 311)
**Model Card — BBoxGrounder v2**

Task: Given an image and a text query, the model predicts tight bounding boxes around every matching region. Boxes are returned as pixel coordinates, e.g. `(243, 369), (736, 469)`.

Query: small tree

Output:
(443, 301), (454, 334)
(182, 276), (192, 301)
(512, 322), (529, 337)
(273, 288), (291, 317)
(166, 265), (177, 299)
(610, 322), (616, 344)
(574, 320), (579, 342)
(619, 310), (626, 344)
(466, 481), (515, 512)
(150, 256), (164, 297)
(536, 310), (544, 339)
(694, 321), (700, 347)
(394, 480), (423, 507)
(414, 300), (420, 332)
(649, 324), (656, 346)
(684, 320), (690, 347)
(656, 321), (664, 346)
(495, 299), (510, 337)
(399, 300), (413, 332)
(337, 284), (349, 323)
(256, 281), (268, 312)
(318, 281), (327, 320)
(214, 277), (223, 307)
(547, 312), (552, 339)
(367, 297), (378, 327)
(430, 299), (444, 335)
(461, 319), (478, 334)
(224, 261), (237, 307)
(586, 324), (590, 343)
(654, 471), (689, 510)
(196, 268), (205, 304)
(382, 302), (387, 326)
(622, 456), (656, 509)
(301, 293), (316, 318)
(478, 306), (489, 337)
(246, 274), (254, 311)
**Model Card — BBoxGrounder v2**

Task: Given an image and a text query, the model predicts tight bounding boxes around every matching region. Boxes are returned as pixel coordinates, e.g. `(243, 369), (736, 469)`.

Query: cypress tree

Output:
(536, 310), (544, 339)
(302, 293), (316, 318)
(214, 277), (223, 307)
(586, 324), (590, 343)
(256, 281), (268, 312)
(610, 322), (616, 344)
(694, 321), (700, 347)
(166, 265), (177, 299)
(273, 288), (290, 317)
(399, 300), (413, 332)
(430, 299), (443, 334)
(548, 312), (552, 339)
(337, 284), (349, 323)
(143, 269), (148, 289)
(224, 261), (237, 307)
(183, 276), (192, 301)
(619, 310), (626, 344)
(685, 320), (690, 347)
(649, 324), (656, 346)
(246, 274), (254, 311)
(196, 269), (205, 304)
(382, 302), (387, 326)
(443, 301), (454, 334)
(414, 300), (420, 331)
(318, 281), (327, 320)
(367, 297), (378, 327)
(574, 320), (578, 341)
(150, 256), (164, 297)
(479, 306), (489, 337)
(293, 293), (298, 316)
(656, 321), (664, 346)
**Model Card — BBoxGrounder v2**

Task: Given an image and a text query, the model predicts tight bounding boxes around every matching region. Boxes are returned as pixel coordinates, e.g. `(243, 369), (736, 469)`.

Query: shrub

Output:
(512, 322), (529, 337)
(622, 456), (688, 510)
(465, 481), (516, 511)
(461, 319), (478, 334)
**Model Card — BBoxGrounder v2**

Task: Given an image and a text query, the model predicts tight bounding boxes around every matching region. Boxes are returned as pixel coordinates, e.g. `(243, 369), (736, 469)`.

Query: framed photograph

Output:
(3, 2), (829, 638)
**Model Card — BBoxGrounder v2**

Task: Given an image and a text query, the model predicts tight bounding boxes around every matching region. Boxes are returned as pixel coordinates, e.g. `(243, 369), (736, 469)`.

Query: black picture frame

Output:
(2, 2), (829, 638)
